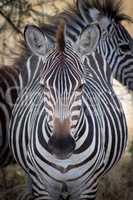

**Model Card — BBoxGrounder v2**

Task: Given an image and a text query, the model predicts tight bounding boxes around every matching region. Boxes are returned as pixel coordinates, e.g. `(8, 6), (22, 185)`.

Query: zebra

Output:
(0, 65), (19, 167)
(51, 0), (133, 90)
(0, 64), (35, 199)
(0, 58), (36, 167)
(76, 0), (133, 90)
(1, 0), (132, 169)
(9, 18), (127, 200)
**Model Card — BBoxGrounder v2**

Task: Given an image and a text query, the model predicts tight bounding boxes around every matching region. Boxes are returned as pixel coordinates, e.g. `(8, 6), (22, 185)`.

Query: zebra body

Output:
(0, 66), (19, 166)
(0, 65), (35, 198)
(0, 52), (38, 167)
(9, 22), (127, 199)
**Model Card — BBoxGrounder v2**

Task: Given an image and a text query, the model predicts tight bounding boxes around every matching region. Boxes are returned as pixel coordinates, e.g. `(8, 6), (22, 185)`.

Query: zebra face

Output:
(24, 24), (100, 159)
(100, 22), (133, 88)
(41, 50), (84, 159)
(87, 9), (133, 89)
(40, 49), (84, 133)
(101, 23), (133, 56)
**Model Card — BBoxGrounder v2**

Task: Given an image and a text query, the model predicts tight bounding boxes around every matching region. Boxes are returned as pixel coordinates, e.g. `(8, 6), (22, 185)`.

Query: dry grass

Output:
(97, 154), (133, 200)
(0, 165), (26, 200)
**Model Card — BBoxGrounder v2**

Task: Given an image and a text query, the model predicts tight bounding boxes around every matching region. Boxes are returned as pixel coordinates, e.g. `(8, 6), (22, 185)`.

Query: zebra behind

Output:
(54, 0), (133, 90)
(0, 66), (19, 166)
(9, 19), (127, 200)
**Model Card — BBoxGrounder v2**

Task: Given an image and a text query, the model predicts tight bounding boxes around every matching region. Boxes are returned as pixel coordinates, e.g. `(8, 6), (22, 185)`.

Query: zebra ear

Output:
(75, 24), (100, 55)
(24, 25), (50, 56)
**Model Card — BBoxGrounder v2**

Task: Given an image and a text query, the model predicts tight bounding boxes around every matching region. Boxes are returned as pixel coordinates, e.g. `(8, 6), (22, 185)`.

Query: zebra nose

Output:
(48, 134), (76, 160)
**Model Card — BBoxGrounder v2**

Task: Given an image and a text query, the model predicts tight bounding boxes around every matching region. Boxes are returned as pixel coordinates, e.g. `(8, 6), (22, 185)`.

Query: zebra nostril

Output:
(48, 134), (76, 160)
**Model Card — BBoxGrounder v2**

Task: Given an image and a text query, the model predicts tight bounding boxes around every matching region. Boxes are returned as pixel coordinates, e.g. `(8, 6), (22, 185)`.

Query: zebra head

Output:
(77, 0), (133, 89)
(24, 23), (100, 159)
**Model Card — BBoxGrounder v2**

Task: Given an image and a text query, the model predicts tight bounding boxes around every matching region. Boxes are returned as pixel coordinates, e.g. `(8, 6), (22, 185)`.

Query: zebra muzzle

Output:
(48, 134), (76, 160)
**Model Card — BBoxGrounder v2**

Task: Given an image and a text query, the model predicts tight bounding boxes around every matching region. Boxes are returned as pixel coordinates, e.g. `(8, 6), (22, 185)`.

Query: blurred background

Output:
(0, 0), (133, 199)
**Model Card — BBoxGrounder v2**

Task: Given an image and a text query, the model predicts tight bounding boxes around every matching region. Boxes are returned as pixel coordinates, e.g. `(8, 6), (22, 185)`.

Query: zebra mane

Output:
(82, 0), (133, 22)
(48, 0), (133, 26)
(56, 21), (65, 52)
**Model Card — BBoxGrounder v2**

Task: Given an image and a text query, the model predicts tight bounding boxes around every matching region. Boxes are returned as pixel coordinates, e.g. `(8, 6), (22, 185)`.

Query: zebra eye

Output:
(119, 44), (130, 53)
(78, 84), (84, 90)
(77, 79), (85, 90)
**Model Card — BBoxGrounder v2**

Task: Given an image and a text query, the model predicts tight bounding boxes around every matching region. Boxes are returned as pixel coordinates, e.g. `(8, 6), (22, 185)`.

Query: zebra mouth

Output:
(48, 134), (76, 160)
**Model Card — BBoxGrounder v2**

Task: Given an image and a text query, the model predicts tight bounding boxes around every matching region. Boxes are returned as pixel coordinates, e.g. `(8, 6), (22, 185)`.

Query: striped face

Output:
(101, 23), (133, 58)
(40, 47), (84, 137)
(24, 24), (100, 159)
(100, 23), (133, 89)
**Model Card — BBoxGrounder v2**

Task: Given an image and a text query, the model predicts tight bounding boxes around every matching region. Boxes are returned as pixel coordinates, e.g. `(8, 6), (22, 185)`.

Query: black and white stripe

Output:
(0, 57), (37, 167)
(9, 37), (127, 200)
(0, 66), (19, 167)
(98, 22), (133, 90)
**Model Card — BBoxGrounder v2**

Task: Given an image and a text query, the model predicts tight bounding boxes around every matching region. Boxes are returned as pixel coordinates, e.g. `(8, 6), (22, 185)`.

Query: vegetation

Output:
(0, 0), (70, 64)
